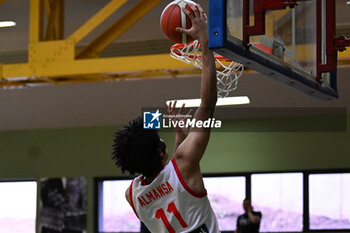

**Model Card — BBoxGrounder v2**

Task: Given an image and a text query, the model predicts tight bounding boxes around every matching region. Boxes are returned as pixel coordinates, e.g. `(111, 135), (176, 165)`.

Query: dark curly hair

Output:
(112, 117), (165, 177)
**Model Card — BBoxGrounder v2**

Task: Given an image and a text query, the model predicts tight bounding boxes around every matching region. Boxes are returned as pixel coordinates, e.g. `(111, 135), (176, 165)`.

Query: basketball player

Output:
(112, 3), (220, 233)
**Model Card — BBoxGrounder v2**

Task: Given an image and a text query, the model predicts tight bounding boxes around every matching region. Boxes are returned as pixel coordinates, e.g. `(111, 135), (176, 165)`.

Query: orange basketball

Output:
(160, 0), (197, 44)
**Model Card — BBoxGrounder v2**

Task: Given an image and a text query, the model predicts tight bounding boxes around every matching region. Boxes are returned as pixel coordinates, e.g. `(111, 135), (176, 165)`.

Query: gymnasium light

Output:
(166, 96), (250, 108)
(0, 21), (16, 28)
(347, 1), (350, 6)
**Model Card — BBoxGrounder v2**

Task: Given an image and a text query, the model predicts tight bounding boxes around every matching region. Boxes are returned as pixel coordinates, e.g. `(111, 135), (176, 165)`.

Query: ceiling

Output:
(0, 0), (349, 131)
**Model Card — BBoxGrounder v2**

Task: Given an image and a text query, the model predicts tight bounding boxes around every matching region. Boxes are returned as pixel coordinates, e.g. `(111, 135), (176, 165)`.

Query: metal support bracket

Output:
(316, 0), (336, 86)
(272, 40), (285, 59)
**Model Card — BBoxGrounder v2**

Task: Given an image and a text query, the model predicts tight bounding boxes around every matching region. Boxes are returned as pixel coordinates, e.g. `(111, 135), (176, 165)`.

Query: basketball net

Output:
(170, 40), (244, 98)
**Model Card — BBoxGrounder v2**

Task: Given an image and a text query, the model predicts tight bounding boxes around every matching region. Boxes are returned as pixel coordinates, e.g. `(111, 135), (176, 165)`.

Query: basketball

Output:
(160, 0), (197, 44)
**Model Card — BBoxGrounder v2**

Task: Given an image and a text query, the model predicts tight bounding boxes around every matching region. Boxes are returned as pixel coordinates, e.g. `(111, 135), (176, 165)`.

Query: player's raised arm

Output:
(173, 4), (217, 187)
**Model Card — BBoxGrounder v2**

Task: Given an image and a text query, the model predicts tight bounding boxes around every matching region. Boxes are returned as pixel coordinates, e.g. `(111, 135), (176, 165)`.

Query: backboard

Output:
(209, 0), (340, 101)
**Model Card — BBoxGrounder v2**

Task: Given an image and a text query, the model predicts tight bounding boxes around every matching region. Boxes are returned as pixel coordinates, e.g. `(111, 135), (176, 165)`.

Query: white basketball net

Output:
(170, 40), (244, 98)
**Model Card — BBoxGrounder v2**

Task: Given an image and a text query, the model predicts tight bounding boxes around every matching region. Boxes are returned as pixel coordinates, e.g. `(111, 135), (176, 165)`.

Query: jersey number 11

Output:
(155, 202), (188, 233)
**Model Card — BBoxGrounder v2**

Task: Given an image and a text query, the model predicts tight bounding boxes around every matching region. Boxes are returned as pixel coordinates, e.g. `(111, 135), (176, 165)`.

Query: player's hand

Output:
(167, 100), (193, 134)
(176, 4), (208, 45)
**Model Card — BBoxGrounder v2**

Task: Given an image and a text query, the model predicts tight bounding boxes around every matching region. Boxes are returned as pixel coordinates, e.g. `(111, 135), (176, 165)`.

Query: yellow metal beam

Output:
(338, 48), (350, 59)
(338, 48), (350, 66)
(56, 0), (64, 39)
(2, 54), (193, 78)
(68, 0), (129, 44)
(3, 44), (349, 79)
(0, 68), (203, 89)
(45, 0), (64, 40)
(29, 0), (44, 43)
(43, 0), (51, 16)
(28, 40), (75, 64)
(50, 0), (64, 40)
(45, 0), (53, 40)
(76, 0), (162, 59)
(0, 64), (3, 82)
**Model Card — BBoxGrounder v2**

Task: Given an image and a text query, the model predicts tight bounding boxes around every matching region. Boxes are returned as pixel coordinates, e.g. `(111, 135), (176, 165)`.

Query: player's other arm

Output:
(168, 101), (193, 154)
(173, 4), (217, 189)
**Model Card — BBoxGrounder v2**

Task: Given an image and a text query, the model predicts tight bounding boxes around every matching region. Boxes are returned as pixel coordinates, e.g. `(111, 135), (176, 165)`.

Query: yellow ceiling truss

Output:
(0, 0), (349, 89)
(0, 0), (198, 89)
